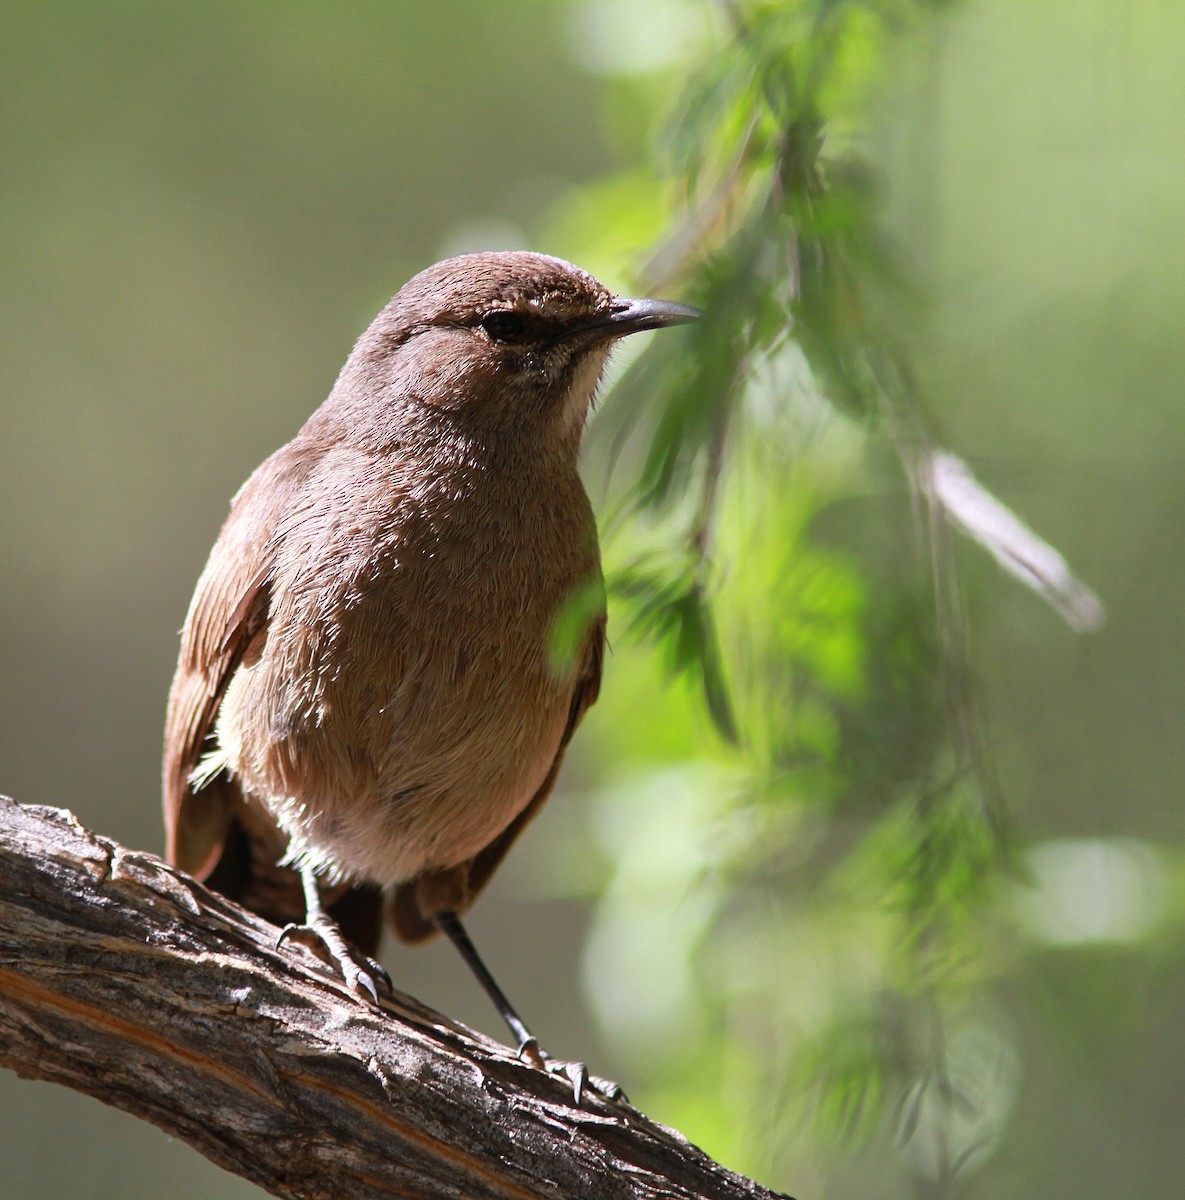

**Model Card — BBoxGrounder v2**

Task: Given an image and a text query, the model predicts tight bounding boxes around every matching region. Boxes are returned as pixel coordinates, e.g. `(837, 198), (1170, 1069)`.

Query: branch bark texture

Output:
(0, 797), (791, 1200)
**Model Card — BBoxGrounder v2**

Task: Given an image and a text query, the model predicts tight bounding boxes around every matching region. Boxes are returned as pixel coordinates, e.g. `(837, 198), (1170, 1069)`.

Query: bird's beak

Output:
(566, 297), (702, 344)
(606, 297), (702, 334)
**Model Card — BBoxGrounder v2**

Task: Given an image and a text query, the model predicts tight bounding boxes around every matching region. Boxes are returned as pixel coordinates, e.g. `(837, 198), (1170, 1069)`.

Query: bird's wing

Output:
(162, 446), (388, 955)
(389, 613), (607, 943)
(162, 460), (290, 880)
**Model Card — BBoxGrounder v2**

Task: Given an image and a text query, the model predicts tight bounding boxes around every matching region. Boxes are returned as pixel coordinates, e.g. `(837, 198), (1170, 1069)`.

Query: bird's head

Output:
(341, 251), (699, 444)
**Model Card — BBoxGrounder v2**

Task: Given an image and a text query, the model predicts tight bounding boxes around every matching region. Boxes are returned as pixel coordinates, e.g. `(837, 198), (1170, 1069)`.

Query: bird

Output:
(162, 250), (698, 1094)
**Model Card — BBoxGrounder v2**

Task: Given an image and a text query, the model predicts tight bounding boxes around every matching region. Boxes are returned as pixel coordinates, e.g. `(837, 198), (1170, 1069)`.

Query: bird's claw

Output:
(275, 921), (391, 1004)
(515, 1037), (626, 1106)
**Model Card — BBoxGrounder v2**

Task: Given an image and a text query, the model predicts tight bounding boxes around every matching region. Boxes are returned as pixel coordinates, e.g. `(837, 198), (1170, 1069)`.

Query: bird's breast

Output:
(215, 454), (602, 886)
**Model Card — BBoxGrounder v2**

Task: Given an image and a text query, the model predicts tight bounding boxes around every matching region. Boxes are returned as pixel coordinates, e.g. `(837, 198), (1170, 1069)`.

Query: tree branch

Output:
(0, 796), (791, 1200)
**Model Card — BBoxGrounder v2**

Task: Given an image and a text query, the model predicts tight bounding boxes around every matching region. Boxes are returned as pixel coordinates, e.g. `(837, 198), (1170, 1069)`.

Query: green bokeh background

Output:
(2, 2), (1184, 1197)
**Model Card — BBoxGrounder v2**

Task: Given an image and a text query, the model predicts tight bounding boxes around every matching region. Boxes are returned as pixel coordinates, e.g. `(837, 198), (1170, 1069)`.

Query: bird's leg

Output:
(434, 909), (624, 1105)
(276, 864), (391, 1004)
(434, 909), (536, 1049)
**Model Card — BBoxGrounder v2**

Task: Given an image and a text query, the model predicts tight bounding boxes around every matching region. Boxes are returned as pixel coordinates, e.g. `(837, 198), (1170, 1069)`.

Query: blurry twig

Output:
(921, 449), (1105, 634)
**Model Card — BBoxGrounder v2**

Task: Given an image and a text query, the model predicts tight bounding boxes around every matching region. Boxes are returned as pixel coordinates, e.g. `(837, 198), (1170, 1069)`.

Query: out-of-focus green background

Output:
(2, 2), (1184, 1197)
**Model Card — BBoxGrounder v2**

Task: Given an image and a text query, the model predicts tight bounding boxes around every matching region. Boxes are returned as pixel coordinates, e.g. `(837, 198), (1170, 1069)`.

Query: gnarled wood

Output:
(0, 797), (791, 1200)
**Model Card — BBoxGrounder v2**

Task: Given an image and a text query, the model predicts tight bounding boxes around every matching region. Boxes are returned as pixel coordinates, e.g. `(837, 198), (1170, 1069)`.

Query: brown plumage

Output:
(162, 251), (697, 1080)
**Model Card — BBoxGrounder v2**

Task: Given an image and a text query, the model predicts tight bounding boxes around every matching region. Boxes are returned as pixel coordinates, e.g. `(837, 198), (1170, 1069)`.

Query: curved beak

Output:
(566, 296), (702, 344)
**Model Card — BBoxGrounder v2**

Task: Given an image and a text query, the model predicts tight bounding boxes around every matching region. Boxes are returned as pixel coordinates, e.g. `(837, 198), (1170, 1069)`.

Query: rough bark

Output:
(0, 797), (791, 1200)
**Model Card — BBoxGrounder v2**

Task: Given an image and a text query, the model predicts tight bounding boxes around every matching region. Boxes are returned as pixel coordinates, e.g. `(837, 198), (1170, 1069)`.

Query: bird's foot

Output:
(517, 1036), (626, 1106)
(276, 917), (392, 1004)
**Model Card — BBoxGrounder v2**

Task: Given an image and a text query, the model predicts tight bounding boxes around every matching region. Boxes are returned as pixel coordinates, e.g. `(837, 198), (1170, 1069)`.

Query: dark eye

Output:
(479, 310), (532, 344)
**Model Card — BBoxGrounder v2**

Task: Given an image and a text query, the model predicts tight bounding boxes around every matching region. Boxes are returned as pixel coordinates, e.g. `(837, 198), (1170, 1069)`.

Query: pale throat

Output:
(558, 345), (611, 443)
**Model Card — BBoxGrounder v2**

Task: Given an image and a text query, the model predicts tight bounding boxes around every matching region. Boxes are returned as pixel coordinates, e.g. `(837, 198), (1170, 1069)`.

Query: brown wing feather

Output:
(389, 613), (606, 943)
(162, 513), (273, 879)
(162, 447), (310, 879)
(163, 448), (386, 955)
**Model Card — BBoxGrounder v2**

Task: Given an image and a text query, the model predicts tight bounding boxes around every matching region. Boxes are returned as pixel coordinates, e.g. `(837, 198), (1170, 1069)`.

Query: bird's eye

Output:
(479, 310), (532, 344)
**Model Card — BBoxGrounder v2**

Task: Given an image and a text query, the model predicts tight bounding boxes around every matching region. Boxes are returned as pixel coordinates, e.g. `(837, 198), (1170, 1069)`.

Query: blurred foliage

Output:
(540, 1), (1176, 1195)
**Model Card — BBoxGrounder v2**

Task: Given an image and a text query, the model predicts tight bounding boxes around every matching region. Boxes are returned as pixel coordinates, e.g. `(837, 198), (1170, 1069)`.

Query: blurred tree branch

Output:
(0, 797), (790, 1200)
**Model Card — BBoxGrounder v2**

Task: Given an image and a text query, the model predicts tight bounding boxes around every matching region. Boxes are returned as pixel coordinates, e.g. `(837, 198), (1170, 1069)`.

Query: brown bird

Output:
(162, 250), (697, 1091)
